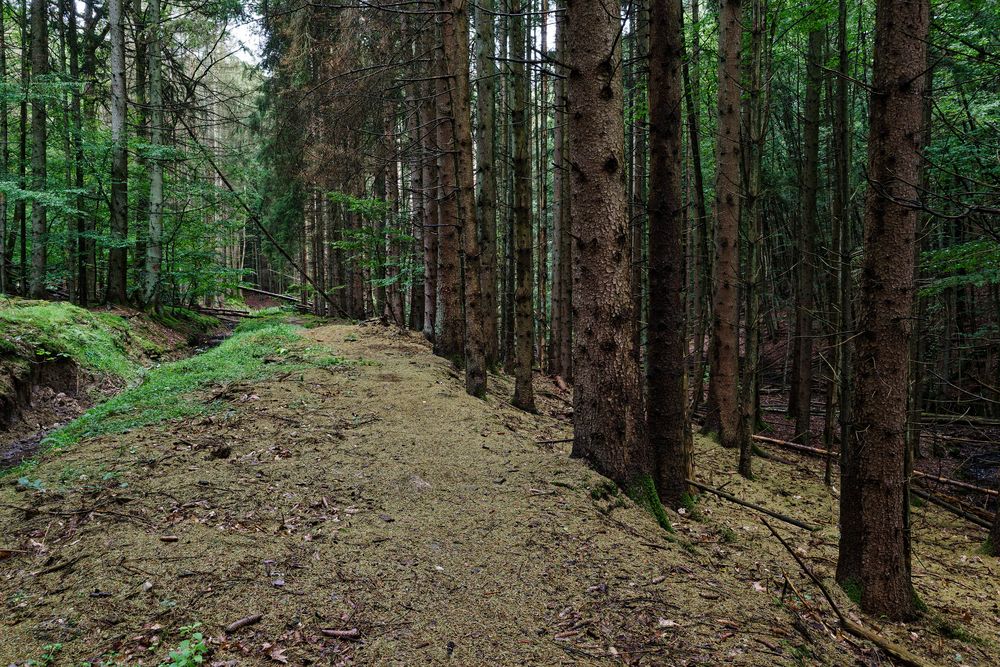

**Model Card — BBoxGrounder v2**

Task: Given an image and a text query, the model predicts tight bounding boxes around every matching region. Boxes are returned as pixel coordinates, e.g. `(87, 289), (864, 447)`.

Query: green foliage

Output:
(0, 301), (142, 379)
(920, 240), (1000, 297)
(159, 624), (209, 667)
(39, 322), (305, 452)
(840, 578), (862, 605)
(25, 643), (63, 667)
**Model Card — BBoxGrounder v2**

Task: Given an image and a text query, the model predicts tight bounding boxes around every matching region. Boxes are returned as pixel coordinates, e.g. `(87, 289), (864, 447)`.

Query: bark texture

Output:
(566, 0), (647, 484)
(28, 0), (48, 298)
(706, 0), (742, 449)
(511, 0), (535, 411)
(107, 0), (129, 303)
(836, 0), (929, 621)
(647, 0), (692, 503)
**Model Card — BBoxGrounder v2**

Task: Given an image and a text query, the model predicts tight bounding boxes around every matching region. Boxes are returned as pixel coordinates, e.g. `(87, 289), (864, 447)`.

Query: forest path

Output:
(0, 323), (990, 666)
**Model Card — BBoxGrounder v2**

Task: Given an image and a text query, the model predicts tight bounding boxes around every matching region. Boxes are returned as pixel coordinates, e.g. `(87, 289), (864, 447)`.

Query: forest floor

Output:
(0, 321), (997, 666)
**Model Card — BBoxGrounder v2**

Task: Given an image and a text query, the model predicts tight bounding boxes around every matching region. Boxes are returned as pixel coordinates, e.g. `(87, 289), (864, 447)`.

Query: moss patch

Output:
(626, 474), (674, 532)
(40, 323), (308, 453)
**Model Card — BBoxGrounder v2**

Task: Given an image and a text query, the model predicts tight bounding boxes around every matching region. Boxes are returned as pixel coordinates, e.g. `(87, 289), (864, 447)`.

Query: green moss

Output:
(152, 307), (221, 333)
(590, 479), (619, 501)
(0, 324), (311, 479)
(840, 578), (862, 605)
(626, 474), (673, 533)
(718, 525), (737, 544)
(935, 617), (980, 644)
(0, 302), (141, 379)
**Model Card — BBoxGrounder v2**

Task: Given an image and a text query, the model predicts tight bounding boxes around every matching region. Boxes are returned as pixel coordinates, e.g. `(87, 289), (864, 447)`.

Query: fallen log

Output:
(686, 479), (819, 532)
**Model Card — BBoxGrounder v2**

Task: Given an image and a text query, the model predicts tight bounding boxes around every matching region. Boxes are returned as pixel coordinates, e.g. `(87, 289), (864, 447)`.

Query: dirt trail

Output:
(0, 324), (996, 666)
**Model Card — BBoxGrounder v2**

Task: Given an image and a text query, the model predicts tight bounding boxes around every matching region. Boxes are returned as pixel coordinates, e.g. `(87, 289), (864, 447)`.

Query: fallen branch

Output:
(686, 479), (819, 532)
(910, 487), (990, 530)
(536, 437), (574, 445)
(752, 434), (999, 498)
(225, 614), (263, 634)
(762, 520), (934, 667)
(321, 627), (360, 640)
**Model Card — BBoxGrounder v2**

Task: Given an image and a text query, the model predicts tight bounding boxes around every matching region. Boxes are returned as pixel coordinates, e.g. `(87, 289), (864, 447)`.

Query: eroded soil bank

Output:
(1, 300), (226, 472)
(0, 323), (997, 666)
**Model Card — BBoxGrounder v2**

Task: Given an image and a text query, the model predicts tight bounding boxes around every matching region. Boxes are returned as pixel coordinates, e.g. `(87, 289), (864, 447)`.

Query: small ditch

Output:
(0, 323), (234, 473)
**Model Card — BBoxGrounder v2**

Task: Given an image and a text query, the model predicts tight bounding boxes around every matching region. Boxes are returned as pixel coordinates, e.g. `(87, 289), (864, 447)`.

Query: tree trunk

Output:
(67, 0), (87, 305)
(144, 0), (164, 309)
(836, 0), (929, 622)
(793, 28), (823, 444)
(648, 0), (691, 504)
(106, 0), (129, 303)
(16, 0), (28, 294)
(548, 0), (572, 380)
(0, 2), (8, 294)
(443, 0), (487, 396)
(684, 0), (709, 414)
(28, 0), (48, 298)
(705, 0), (743, 450)
(474, 0), (499, 365)
(419, 34), (439, 339)
(510, 0), (535, 411)
(433, 7), (464, 361)
(567, 0), (647, 485)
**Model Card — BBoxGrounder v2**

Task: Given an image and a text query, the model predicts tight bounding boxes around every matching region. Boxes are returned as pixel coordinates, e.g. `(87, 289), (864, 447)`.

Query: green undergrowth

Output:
(0, 300), (220, 381)
(1, 300), (144, 380)
(235, 306), (325, 334)
(40, 323), (308, 453)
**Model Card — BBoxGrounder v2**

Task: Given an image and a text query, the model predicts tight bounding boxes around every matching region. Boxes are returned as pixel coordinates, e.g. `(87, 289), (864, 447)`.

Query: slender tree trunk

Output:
(144, 0), (164, 309)
(567, 0), (647, 485)
(66, 0), (87, 305)
(16, 0), (28, 294)
(420, 34), (439, 339)
(684, 0), (709, 414)
(705, 0), (743, 449)
(0, 2), (8, 294)
(106, 0), (129, 303)
(28, 0), (48, 298)
(474, 0), (499, 364)
(648, 0), (691, 504)
(836, 0), (929, 621)
(510, 0), (535, 411)
(434, 7), (464, 360)
(793, 28), (823, 444)
(406, 69), (425, 330)
(442, 0), (487, 395)
(548, 1), (572, 381)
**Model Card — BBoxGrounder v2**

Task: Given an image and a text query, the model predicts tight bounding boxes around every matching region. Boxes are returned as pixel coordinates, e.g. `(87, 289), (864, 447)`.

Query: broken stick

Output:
(762, 519), (933, 667)
(686, 479), (819, 532)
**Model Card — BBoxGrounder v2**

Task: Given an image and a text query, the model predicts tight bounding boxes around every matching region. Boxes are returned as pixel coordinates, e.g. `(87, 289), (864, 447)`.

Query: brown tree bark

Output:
(106, 0), (129, 303)
(684, 0), (709, 414)
(443, 0), (487, 396)
(474, 0), (499, 366)
(433, 7), (465, 361)
(567, 0), (647, 485)
(28, 0), (48, 298)
(705, 0), (743, 450)
(547, 0), (572, 380)
(793, 28), (823, 444)
(647, 0), (691, 504)
(836, 0), (929, 621)
(510, 0), (535, 411)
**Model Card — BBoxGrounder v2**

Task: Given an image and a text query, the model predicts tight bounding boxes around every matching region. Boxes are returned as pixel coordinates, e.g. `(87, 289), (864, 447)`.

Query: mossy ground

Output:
(0, 323), (996, 665)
